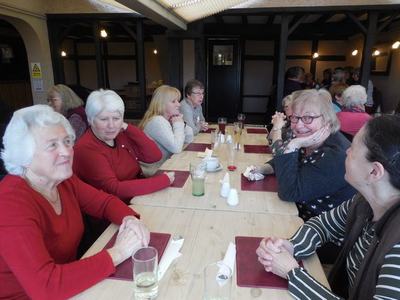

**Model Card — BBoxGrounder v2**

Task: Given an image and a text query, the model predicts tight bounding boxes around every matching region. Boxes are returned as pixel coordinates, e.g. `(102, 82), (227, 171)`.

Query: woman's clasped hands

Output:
(256, 237), (299, 278)
(108, 216), (150, 265)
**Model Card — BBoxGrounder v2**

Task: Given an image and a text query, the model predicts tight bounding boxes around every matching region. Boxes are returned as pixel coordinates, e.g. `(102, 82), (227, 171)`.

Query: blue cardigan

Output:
(268, 132), (356, 220)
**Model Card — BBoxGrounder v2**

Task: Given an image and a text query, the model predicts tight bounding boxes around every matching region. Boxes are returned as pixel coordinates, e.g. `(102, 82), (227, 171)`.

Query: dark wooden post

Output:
(276, 14), (289, 111)
(136, 18), (146, 112)
(167, 37), (183, 89)
(361, 12), (378, 88)
(73, 40), (80, 85)
(93, 22), (105, 88)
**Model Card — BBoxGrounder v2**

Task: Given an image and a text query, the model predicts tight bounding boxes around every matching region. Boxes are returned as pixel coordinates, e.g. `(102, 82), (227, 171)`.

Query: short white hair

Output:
(85, 89), (125, 125)
(1, 105), (75, 176)
(342, 85), (367, 108)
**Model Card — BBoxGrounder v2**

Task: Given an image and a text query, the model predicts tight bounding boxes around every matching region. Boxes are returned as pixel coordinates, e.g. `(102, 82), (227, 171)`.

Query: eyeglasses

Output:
(289, 115), (322, 124)
(191, 91), (204, 96)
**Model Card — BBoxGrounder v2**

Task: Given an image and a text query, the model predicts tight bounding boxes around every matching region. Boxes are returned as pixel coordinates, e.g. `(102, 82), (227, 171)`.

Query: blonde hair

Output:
(47, 84), (84, 115)
(138, 85), (181, 129)
(292, 89), (340, 133)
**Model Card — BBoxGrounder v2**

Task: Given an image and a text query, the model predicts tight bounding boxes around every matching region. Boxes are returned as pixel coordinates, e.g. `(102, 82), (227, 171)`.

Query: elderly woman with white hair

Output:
(337, 84), (372, 137)
(138, 85), (193, 176)
(0, 105), (149, 299)
(73, 89), (174, 203)
(254, 89), (356, 220)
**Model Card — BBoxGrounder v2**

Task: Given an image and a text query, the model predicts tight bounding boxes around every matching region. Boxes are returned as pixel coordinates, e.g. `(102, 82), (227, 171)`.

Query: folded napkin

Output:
(243, 165), (265, 181)
(197, 147), (213, 158)
(216, 242), (236, 286)
(158, 237), (184, 280)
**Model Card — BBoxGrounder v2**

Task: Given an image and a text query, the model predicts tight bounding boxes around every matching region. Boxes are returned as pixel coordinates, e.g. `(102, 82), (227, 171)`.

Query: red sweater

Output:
(0, 174), (138, 300)
(337, 111), (372, 136)
(73, 124), (170, 202)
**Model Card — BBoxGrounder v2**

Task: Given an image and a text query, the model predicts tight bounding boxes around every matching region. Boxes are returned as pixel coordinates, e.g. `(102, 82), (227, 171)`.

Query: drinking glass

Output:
(133, 247), (158, 300)
(237, 113), (245, 129)
(190, 162), (206, 196)
(203, 262), (232, 300)
(227, 144), (237, 171)
(233, 122), (242, 150)
(217, 117), (227, 135)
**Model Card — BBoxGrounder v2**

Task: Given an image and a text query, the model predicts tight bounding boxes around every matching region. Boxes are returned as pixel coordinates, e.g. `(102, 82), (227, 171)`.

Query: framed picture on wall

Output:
(371, 43), (392, 76)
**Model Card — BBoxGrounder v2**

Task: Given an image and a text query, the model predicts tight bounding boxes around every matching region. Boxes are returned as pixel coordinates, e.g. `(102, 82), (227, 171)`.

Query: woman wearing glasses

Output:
(255, 89), (356, 220)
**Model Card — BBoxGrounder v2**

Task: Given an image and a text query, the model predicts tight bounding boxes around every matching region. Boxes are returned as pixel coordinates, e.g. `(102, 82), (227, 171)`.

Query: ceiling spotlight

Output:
(153, 49), (158, 55)
(312, 52), (319, 59)
(351, 49), (358, 56)
(392, 41), (400, 49)
(100, 29), (108, 38)
(373, 49), (380, 56)
(61, 50), (67, 57)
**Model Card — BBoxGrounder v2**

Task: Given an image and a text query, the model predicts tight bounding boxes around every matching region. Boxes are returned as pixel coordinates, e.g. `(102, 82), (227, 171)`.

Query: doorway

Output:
(206, 39), (241, 122)
(0, 19), (32, 116)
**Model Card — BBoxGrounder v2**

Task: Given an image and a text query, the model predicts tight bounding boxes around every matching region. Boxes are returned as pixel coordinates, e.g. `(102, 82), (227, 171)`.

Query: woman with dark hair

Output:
(257, 115), (400, 299)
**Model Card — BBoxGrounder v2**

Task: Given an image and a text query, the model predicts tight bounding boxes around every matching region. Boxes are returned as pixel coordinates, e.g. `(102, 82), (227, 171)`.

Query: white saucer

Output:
(207, 163), (223, 173)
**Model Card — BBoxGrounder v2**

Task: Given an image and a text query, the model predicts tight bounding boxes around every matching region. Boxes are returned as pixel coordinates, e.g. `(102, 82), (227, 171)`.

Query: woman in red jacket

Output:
(73, 89), (174, 203)
(0, 105), (149, 300)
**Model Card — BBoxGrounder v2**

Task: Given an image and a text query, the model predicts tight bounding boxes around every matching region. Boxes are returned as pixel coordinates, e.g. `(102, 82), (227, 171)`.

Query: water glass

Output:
(204, 262), (232, 300)
(190, 162), (206, 196)
(218, 117), (227, 135)
(133, 247), (158, 300)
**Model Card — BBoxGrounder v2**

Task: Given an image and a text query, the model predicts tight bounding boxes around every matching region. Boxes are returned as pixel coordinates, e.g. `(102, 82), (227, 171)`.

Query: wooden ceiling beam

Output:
(346, 12), (367, 34)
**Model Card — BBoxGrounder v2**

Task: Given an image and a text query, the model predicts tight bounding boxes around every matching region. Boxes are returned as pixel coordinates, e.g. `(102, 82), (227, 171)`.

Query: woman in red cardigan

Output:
(73, 89), (174, 203)
(0, 105), (149, 300)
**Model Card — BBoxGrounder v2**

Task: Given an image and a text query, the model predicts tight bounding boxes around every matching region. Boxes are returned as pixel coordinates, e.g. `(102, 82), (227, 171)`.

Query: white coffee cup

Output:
(205, 157), (219, 171)
(227, 188), (239, 206)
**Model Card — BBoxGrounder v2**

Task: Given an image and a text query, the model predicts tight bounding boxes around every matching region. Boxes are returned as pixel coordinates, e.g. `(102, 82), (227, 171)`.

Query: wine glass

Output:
(237, 113), (245, 129)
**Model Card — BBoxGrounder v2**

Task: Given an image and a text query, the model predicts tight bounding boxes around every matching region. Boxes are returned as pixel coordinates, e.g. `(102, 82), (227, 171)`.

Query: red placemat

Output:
(247, 128), (268, 134)
(241, 174), (278, 192)
(157, 170), (189, 188)
(203, 128), (216, 133)
(243, 145), (272, 154)
(184, 143), (212, 152)
(236, 236), (301, 289)
(103, 232), (171, 281)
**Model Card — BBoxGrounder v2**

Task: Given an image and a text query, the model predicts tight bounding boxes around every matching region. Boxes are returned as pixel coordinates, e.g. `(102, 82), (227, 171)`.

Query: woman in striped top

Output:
(257, 114), (400, 299)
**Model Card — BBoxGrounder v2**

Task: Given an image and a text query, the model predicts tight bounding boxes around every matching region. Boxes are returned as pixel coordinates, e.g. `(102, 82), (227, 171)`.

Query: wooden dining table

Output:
(133, 126), (298, 216)
(73, 205), (329, 300)
(72, 125), (329, 300)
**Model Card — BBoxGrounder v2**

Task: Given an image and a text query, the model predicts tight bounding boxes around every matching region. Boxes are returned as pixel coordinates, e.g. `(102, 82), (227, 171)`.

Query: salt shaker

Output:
(220, 182), (230, 198)
(227, 188), (239, 206)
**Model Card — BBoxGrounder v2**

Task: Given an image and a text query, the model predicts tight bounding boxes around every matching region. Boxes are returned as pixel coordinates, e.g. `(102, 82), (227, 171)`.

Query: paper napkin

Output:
(243, 165), (265, 181)
(216, 242), (236, 285)
(158, 237), (184, 280)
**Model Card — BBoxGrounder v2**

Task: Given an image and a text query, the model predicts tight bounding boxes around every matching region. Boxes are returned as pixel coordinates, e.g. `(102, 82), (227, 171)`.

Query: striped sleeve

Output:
(290, 198), (353, 259)
(287, 267), (343, 300)
(374, 243), (400, 300)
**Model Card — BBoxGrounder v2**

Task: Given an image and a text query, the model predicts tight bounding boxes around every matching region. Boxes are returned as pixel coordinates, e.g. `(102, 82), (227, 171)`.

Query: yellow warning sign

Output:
(31, 63), (42, 79)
